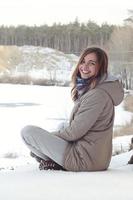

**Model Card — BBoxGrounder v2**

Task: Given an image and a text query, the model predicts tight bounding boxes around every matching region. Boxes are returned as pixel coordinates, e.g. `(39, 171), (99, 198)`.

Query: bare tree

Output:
(108, 26), (133, 89)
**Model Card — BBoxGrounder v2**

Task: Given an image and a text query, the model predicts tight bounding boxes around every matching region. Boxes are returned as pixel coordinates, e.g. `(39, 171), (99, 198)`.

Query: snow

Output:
(114, 101), (133, 126)
(0, 151), (133, 200)
(12, 46), (78, 82)
(0, 83), (133, 200)
(113, 135), (133, 155)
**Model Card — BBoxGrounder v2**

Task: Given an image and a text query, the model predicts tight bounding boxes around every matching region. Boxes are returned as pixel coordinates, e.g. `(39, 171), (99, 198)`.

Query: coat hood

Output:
(97, 74), (124, 106)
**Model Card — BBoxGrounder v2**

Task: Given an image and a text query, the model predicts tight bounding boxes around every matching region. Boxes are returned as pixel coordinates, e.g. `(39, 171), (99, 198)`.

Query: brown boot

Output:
(39, 159), (66, 171)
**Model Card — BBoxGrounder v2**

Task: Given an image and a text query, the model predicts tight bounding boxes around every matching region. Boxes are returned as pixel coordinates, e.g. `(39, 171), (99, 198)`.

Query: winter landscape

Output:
(0, 83), (133, 200)
(0, 0), (133, 198)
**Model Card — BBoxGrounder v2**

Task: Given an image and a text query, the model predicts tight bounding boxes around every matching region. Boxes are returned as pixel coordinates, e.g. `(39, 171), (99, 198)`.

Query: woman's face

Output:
(78, 53), (99, 79)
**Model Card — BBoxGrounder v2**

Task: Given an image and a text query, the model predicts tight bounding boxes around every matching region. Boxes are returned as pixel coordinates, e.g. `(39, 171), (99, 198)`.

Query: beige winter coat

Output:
(56, 75), (124, 171)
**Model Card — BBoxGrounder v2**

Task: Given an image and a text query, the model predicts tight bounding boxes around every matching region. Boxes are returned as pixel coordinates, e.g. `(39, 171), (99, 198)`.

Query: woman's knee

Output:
(21, 125), (35, 139)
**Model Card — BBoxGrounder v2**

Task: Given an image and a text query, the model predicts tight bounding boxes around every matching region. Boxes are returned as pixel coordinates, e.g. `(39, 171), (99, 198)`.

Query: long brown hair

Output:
(71, 47), (108, 101)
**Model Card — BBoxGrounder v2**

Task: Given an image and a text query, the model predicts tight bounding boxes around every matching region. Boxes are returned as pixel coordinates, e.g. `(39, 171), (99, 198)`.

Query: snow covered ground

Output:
(0, 83), (133, 200)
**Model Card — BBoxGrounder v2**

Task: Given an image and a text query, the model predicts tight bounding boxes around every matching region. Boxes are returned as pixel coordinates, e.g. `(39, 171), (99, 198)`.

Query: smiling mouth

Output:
(81, 69), (91, 74)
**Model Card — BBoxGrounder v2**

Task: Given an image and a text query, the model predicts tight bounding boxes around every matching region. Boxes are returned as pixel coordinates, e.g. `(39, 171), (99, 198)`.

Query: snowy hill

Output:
(0, 46), (78, 84)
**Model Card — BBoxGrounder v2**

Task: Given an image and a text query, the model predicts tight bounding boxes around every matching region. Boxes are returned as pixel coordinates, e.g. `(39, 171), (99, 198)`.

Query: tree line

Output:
(0, 20), (115, 55)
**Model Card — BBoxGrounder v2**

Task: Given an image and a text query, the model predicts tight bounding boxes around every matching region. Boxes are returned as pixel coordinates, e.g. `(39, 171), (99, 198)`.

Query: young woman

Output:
(21, 47), (124, 171)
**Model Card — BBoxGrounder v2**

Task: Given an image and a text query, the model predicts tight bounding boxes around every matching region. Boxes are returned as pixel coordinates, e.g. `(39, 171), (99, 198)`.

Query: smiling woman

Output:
(21, 46), (124, 172)
(78, 53), (97, 79)
(71, 47), (108, 100)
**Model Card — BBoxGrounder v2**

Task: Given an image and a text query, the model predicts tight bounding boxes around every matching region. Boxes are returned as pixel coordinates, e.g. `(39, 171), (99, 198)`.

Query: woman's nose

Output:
(83, 64), (89, 70)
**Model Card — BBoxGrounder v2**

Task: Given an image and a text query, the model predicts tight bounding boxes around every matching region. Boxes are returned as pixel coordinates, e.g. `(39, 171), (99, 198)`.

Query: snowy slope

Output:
(2, 46), (78, 82)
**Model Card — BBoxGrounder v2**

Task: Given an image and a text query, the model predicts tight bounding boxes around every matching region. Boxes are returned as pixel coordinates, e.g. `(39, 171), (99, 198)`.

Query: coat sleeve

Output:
(55, 89), (108, 141)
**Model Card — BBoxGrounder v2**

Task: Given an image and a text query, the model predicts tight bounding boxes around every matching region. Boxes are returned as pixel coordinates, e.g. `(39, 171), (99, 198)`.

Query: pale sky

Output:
(0, 0), (133, 26)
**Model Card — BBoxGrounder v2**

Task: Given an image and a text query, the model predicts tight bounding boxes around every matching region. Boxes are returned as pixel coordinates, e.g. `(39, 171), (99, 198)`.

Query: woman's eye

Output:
(90, 62), (95, 66)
